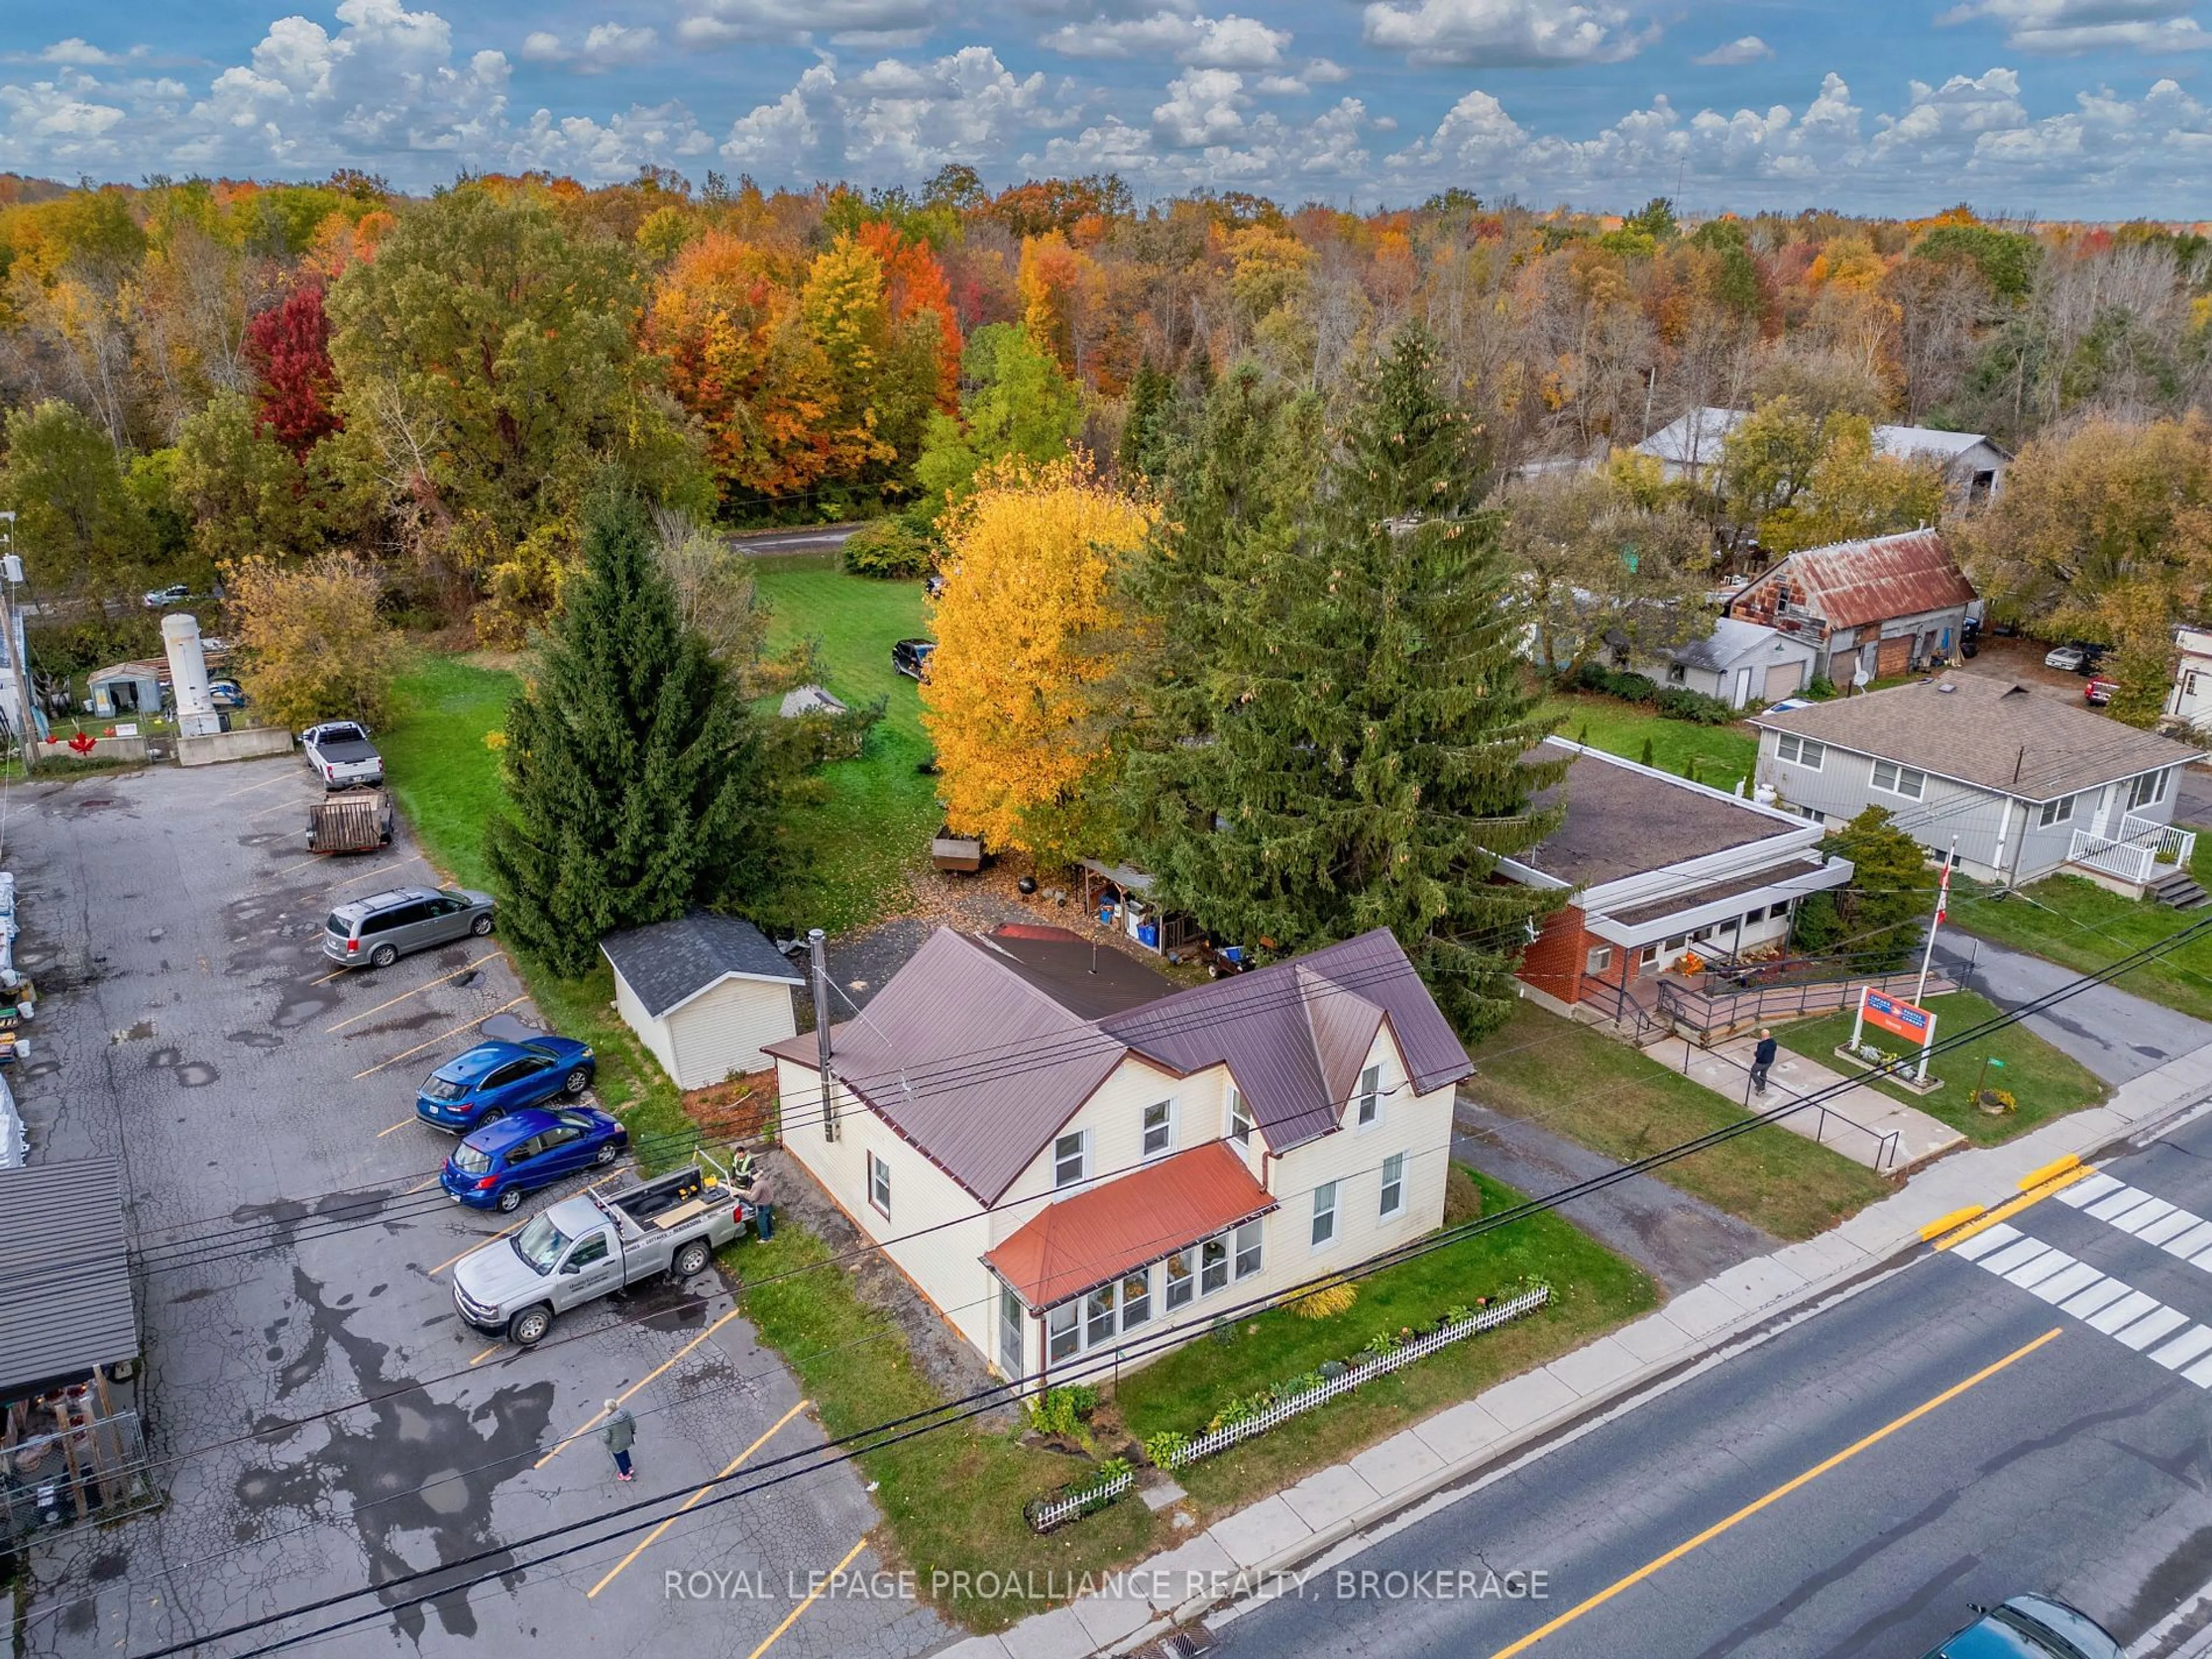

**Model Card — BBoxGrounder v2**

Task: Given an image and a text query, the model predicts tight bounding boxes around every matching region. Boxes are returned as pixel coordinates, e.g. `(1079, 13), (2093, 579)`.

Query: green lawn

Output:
(1114, 1169), (1656, 1514)
(1772, 988), (2107, 1145)
(1950, 841), (2212, 1024)
(1539, 692), (1760, 789)
(750, 558), (940, 933)
(1468, 1003), (1892, 1239)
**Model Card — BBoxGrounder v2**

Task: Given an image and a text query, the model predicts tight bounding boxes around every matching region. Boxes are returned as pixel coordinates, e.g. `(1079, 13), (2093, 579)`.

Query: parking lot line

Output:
(467, 1344), (502, 1368)
(247, 794), (316, 821)
(273, 849), (418, 882)
(535, 1306), (746, 1470)
(429, 1219), (522, 1278)
(406, 1175), (441, 1194)
(353, 996), (528, 1079)
(326, 953), (500, 1033)
(747, 1534), (870, 1659)
(586, 1397), (812, 1599)
(218, 771), (301, 801)
(376, 1118), (416, 1138)
(310, 965), (350, 986)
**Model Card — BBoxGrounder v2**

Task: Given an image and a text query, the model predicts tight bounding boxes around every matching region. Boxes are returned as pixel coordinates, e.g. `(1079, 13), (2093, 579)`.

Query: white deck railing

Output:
(2069, 815), (2198, 888)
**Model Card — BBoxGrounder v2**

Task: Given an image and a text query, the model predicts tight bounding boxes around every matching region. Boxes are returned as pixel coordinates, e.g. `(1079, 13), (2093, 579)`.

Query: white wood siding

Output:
(664, 979), (797, 1089)
(613, 969), (682, 1086)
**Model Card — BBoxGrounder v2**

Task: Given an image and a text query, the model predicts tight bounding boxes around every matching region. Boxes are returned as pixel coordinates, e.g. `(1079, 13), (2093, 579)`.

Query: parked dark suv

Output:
(324, 886), (495, 969)
(892, 638), (936, 681)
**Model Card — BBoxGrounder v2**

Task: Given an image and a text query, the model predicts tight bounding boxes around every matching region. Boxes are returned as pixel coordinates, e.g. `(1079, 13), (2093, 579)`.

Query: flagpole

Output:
(1914, 837), (1956, 1006)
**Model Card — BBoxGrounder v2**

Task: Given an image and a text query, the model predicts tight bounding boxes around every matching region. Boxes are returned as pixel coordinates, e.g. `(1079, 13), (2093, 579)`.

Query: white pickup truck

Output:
(300, 721), (384, 790)
(451, 1163), (754, 1346)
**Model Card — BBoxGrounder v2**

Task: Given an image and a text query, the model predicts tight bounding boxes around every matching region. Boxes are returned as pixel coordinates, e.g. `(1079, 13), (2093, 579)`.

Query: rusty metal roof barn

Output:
(1741, 529), (1976, 632)
(766, 926), (1471, 1200)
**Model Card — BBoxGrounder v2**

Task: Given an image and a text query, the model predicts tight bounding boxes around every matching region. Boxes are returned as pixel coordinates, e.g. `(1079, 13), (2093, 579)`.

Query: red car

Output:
(2085, 675), (2119, 707)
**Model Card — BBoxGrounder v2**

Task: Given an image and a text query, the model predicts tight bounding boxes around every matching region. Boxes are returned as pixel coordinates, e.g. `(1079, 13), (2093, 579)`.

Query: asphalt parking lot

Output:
(8, 755), (944, 1659)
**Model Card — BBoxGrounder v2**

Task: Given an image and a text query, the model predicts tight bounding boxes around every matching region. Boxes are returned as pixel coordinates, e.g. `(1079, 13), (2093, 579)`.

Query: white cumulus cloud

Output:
(519, 22), (659, 72)
(1694, 35), (1774, 65)
(1363, 0), (1655, 66)
(1937, 0), (2210, 53)
(1041, 12), (1293, 69)
(677, 0), (937, 48)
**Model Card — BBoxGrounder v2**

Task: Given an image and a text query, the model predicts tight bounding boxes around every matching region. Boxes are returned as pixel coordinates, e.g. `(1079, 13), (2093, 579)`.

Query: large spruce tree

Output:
(1124, 328), (1565, 1038)
(486, 493), (780, 976)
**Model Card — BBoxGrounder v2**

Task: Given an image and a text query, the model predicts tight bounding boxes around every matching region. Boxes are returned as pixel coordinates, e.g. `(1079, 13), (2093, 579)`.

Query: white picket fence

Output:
(1025, 1465), (1134, 1534)
(1156, 1284), (1552, 1471)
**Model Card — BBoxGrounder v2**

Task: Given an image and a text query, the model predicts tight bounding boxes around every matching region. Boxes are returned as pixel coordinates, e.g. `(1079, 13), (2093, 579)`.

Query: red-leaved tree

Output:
(245, 285), (341, 457)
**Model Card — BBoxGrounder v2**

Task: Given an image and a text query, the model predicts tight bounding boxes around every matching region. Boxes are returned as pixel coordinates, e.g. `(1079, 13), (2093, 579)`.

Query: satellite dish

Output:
(1852, 663), (1872, 688)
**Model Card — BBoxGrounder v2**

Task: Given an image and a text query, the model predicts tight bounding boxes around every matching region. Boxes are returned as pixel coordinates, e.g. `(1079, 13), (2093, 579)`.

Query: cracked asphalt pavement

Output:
(8, 755), (944, 1659)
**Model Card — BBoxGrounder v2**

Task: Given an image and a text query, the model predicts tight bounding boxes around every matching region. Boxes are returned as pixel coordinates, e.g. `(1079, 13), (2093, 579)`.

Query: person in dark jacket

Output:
(1751, 1028), (1778, 1096)
(602, 1400), (637, 1481)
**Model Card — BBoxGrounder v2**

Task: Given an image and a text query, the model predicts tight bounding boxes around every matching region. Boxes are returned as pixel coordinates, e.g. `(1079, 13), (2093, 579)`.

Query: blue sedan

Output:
(441, 1107), (628, 1211)
(415, 1035), (594, 1133)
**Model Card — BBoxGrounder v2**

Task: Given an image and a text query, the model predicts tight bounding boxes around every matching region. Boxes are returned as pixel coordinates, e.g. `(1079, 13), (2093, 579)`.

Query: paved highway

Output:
(1219, 1118), (2212, 1658)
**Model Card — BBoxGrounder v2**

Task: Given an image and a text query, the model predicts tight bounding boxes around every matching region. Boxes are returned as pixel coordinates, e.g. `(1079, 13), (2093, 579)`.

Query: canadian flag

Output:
(1934, 856), (1953, 925)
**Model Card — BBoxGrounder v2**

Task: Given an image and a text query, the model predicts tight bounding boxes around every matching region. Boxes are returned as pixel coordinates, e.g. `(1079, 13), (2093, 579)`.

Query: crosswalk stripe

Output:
(2090, 1192), (2163, 1227)
(1952, 1223), (2022, 1262)
(2089, 1290), (2162, 1334)
(2114, 1198), (2179, 1236)
(2115, 1306), (2191, 1351)
(2166, 1222), (2212, 1258)
(2006, 1251), (2077, 1290)
(2135, 1211), (2199, 1248)
(2059, 1172), (2123, 1208)
(2183, 1354), (2212, 1388)
(2152, 1327), (2212, 1370)
(2028, 1263), (2104, 1305)
(1982, 1239), (2052, 1278)
(2060, 1279), (2135, 1321)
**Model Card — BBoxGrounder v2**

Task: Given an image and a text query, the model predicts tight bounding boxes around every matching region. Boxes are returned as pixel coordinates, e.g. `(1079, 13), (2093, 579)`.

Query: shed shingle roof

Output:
(1752, 676), (2198, 800)
(601, 910), (801, 1020)
(0, 1159), (138, 1394)
(984, 1142), (1275, 1311)
(1738, 529), (1976, 632)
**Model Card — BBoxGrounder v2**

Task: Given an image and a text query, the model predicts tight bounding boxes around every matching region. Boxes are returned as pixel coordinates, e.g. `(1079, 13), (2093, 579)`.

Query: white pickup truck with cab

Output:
(451, 1162), (753, 1346)
(301, 721), (384, 790)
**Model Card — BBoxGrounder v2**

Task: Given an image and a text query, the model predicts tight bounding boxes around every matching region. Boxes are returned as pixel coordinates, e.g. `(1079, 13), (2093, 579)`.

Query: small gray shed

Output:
(0, 1158), (139, 1396)
(601, 911), (804, 1090)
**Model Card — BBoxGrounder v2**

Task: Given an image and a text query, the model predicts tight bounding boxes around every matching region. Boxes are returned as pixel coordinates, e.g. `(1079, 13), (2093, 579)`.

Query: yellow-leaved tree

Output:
(921, 457), (1153, 865)
(225, 553), (402, 734)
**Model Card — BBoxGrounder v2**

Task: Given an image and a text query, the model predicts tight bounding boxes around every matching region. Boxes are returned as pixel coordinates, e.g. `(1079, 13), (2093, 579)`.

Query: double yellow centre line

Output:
(1486, 1325), (2064, 1658)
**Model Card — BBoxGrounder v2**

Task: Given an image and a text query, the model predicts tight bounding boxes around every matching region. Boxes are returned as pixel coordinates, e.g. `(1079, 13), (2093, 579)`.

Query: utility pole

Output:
(1914, 838), (1956, 1005)
(0, 513), (31, 774)
(809, 928), (837, 1143)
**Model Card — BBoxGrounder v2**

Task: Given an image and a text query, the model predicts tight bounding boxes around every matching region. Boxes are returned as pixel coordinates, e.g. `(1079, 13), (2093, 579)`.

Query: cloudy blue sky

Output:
(3, 0), (2209, 215)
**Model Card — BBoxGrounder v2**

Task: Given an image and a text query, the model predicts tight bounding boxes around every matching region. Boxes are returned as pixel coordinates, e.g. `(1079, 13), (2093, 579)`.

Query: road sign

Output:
(1853, 986), (1939, 1082)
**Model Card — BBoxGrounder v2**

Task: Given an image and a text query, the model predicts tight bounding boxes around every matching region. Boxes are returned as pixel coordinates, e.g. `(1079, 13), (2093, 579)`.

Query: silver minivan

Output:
(324, 886), (495, 969)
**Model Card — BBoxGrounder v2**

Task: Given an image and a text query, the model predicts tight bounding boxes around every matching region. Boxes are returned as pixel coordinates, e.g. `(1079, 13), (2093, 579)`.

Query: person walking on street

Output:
(1751, 1028), (1778, 1096)
(602, 1400), (637, 1482)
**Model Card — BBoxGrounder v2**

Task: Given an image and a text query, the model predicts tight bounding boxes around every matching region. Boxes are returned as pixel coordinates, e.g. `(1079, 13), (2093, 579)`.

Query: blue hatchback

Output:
(415, 1035), (594, 1132)
(440, 1107), (628, 1211)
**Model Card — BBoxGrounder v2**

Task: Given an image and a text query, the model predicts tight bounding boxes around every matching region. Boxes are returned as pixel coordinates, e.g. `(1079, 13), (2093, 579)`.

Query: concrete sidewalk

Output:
(1644, 1031), (1966, 1171)
(934, 1039), (2212, 1659)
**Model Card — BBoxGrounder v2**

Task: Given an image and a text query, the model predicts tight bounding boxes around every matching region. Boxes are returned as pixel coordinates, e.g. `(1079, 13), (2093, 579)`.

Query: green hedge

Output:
(841, 519), (933, 579)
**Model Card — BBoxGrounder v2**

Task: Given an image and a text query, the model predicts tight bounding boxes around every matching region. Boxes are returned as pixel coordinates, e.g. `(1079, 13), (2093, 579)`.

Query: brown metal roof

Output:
(1738, 529), (1976, 632)
(1101, 929), (1472, 1152)
(1520, 741), (1798, 888)
(763, 928), (1129, 1205)
(984, 1143), (1275, 1311)
(1751, 676), (2198, 800)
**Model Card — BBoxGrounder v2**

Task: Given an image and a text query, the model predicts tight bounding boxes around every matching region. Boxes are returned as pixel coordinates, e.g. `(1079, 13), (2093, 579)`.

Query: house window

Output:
(1120, 1270), (1152, 1330)
(1355, 1064), (1382, 1128)
(1380, 1152), (1406, 1218)
(1776, 733), (1826, 770)
(1141, 1101), (1175, 1159)
(1667, 665), (1687, 684)
(1871, 759), (1926, 801)
(1047, 1302), (1079, 1362)
(1586, 945), (1613, 976)
(1200, 1237), (1229, 1294)
(1227, 1087), (1254, 1146)
(1165, 1250), (1195, 1310)
(1053, 1130), (1088, 1189)
(1638, 943), (1660, 967)
(1233, 1218), (1264, 1279)
(2129, 769), (2171, 810)
(1312, 1181), (1339, 1249)
(1770, 902), (1792, 920)
(1691, 926), (1712, 943)
(1665, 934), (1687, 951)
(1086, 1284), (1118, 1348)
(2039, 794), (2076, 828)
(867, 1151), (892, 1218)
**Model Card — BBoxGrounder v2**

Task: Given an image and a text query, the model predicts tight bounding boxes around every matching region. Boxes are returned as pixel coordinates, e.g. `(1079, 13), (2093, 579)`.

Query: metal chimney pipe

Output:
(809, 928), (838, 1142)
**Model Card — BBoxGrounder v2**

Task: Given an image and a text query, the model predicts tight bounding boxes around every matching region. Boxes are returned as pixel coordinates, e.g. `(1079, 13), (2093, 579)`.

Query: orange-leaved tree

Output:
(920, 456), (1153, 865)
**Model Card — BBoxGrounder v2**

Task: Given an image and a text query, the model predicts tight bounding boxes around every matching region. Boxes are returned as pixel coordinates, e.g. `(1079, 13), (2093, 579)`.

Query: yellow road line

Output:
(353, 996), (527, 1079)
(406, 1175), (441, 1194)
(326, 953), (499, 1033)
(376, 1118), (415, 1138)
(2020, 1153), (2083, 1191)
(1932, 1166), (2093, 1252)
(1483, 1327), (2064, 1659)
(467, 1344), (502, 1368)
(429, 1218), (522, 1278)
(247, 795), (315, 821)
(747, 1534), (870, 1659)
(535, 1306), (745, 1470)
(218, 771), (299, 801)
(586, 1399), (812, 1599)
(274, 849), (415, 882)
(310, 966), (349, 986)
(1919, 1206), (1985, 1243)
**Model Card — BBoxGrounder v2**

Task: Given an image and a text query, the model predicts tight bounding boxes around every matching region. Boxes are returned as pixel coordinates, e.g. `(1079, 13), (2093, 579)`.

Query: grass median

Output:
(1468, 1002), (1892, 1240)
(1772, 988), (2107, 1145)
